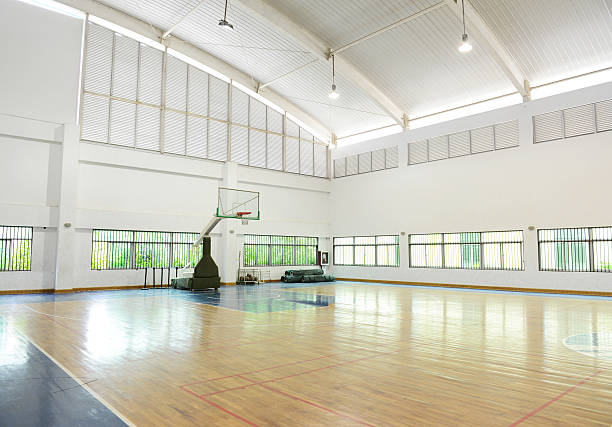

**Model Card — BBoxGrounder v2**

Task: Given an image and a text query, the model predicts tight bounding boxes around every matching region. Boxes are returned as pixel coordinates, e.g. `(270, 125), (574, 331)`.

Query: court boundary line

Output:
(508, 368), (607, 426)
(180, 346), (399, 425)
(12, 328), (135, 427)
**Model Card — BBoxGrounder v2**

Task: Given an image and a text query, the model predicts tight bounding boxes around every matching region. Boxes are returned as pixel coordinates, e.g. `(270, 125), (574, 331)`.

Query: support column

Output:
(218, 162), (239, 285)
(54, 123), (80, 291)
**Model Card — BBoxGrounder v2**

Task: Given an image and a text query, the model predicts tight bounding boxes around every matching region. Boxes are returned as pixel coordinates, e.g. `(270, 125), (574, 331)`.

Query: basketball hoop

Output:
(237, 211), (251, 225)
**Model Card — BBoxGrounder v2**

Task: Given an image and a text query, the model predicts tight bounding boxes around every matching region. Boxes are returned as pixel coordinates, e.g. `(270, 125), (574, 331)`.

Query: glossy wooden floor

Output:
(1, 282), (611, 426)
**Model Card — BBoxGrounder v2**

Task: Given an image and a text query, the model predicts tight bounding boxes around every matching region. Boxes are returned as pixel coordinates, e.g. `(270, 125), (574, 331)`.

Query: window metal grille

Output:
(538, 227), (612, 272)
(244, 235), (318, 267)
(81, 21), (329, 177)
(333, 235), (399, 267)
(91, 229), (202, 270)
(409, 230), (523, 271)
(0, 226), (33, 272)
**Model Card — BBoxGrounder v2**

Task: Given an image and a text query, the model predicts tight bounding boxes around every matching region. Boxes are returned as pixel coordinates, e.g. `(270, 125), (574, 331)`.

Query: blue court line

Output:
(0, 318), (126, 427)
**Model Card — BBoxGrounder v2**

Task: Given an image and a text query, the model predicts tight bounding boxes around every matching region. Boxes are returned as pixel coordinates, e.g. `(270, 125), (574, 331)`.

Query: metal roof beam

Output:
(330, 1), (446, 56)
(446, 0), (530, 99)
(162, 0), (208, 39)
(235, 0), (406, 126)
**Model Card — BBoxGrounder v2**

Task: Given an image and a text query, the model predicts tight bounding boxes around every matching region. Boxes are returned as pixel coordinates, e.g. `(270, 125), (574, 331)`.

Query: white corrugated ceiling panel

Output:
(470, 0), (612, 86)
(342, 4), (515, 117)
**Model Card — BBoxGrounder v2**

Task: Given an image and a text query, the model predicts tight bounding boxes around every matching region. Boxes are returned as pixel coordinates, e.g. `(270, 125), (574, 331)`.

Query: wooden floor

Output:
(1, 282), (611, 426)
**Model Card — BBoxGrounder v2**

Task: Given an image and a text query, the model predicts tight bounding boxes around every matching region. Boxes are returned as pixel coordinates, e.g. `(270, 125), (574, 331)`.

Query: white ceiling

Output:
(89, 0), (612, 137)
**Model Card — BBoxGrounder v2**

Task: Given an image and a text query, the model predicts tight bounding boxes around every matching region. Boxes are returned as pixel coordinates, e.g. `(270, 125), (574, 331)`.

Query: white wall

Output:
(0, 0), (83, 124)
(330, 82), (612, 293)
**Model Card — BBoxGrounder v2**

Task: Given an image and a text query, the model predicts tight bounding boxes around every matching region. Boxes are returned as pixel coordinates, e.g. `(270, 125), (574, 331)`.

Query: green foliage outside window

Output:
(244, 235), (318, 267)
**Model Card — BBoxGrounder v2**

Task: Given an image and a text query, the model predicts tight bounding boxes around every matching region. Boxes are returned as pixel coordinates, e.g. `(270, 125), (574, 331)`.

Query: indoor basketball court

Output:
(1, 0), (612, 425)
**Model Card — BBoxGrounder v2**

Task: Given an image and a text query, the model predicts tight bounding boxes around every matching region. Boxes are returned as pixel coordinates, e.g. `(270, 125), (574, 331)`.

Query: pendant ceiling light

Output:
(458, 0), (472, 53)
(218, 0), (234, 30)
(328, 55), (339, 100)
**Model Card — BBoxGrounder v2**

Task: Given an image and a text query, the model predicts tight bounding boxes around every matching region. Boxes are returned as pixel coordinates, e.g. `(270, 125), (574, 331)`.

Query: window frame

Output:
(333, 235), (400, 267)
(538, 226), (612, 273)
(91, 229), (202, 270)
(409, 230), (524, 271)
(0, 226), (33, 272)
(243, 234), (318, 267)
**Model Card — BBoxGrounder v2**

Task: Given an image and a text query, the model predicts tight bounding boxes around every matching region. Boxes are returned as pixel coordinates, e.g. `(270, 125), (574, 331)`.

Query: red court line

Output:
(198, 348), (400, 398)
(258, 383), (375, 427)
(508, 369), (607, 426)
(180, 385), (259, 426)
(180, 347), (378, 387)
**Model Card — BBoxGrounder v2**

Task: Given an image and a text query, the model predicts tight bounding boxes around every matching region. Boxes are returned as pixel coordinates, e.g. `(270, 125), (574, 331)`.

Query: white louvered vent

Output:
(208, 77), (228, 120)
(470, 126), (494, 153)
(109, 100), (135, 147)
(564, 104), (596, 138)
(165, 55), (187, 111)
(111, 34), (138, 100)
(300, 139), (314, 175)
(187, 66), (208, 116)
(231, 88), (248, 126)
(207, 121), (227, 161)
(81, 93), (109, 143)
(408, 140), (428, 165)
(249, 129), (267, 168)
(135, 105), (160, 151)
(346, 155), (358, 175)
(300, 128), (313, 141)
(230, 125), (248, 165)
(84, 23), (113, 94)
(358, 152), (372, 174)
(334, 158), (346, 178)
(534, 110), (564, 143)
(385, 146), (398, 168)
(249, 99), (267, 131)
(286, 138), (300, 173)
(494, 121), (519, 149)
(186, 116), (207, 158)
(286, 119), (299, 138)
(163, 110), (186, 154)
(314, 144), (327, 178)
(428, 135), (448, 161)
(449, 131), (470, 157)
(138, 44), (163, 105)
(267, 134), (283, 171)
(596, 99), (612, 132)
(267, 108), (283, 133)
(372, 149), (385, 171)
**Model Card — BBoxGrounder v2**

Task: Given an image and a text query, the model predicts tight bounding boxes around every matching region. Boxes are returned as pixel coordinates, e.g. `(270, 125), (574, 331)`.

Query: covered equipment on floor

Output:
(281, 269), (335, 283)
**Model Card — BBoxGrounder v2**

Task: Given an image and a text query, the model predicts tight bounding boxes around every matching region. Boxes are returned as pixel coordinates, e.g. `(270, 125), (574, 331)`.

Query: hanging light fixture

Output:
(218, 0), (234, 30)
(328, 54), (339, 100)
(458, 0), (472, 53)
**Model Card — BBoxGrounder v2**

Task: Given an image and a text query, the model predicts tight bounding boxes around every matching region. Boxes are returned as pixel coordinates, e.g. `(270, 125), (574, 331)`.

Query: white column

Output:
(54, 123), (80, 290)
(218, 161), (239, 284)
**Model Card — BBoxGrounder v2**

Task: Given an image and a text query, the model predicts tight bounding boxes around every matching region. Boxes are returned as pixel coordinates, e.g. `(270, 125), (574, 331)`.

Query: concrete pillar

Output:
(218, 162), (239, 284)
(54, 123), (80, 291)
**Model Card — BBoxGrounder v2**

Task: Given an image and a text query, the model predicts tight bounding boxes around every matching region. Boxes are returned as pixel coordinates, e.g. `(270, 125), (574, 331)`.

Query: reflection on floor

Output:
(0, 281), (611, 426)
(0, 321), (125, 426)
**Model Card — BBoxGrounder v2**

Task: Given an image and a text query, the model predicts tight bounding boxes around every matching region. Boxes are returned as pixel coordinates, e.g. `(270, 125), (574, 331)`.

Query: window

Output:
(243, 235), (318, 267)
(409, 230), (523, 271)
(0, 226), (33, 271)
(91, 229), (202, 270)
(333, 235), (399, 267)
(81, 21), (329, 177)
(334, 146), (398, 178)
(408, 120), (519, 166)
(538, 227), (612, 272)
